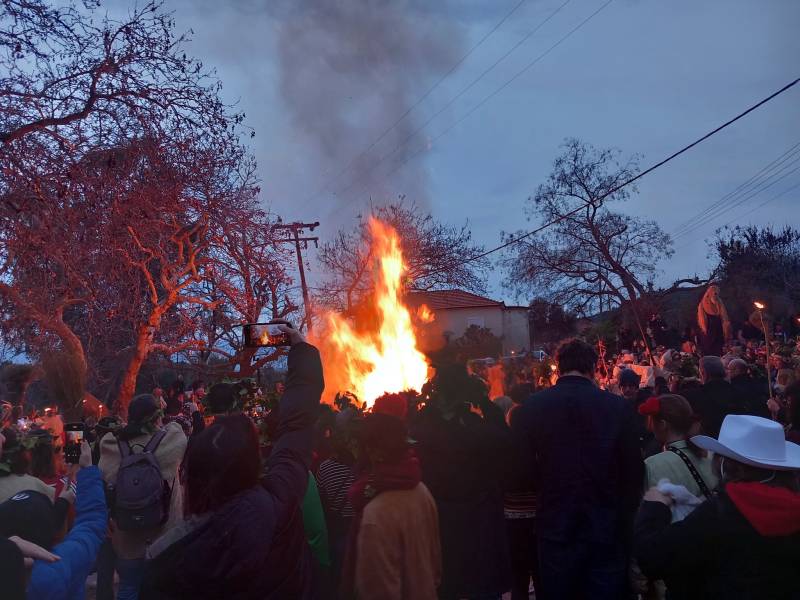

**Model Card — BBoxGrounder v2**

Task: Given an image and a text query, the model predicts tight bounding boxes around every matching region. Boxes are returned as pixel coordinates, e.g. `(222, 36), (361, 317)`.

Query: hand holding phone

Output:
(243, 320), (304, 348)
(64, 423), (85, 465)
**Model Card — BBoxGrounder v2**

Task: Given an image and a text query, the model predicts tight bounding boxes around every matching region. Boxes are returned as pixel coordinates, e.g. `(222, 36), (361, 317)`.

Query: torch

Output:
(753, 301), (776, 412)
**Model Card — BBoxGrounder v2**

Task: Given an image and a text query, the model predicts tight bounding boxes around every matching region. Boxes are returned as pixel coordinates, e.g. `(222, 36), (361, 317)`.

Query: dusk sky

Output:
(110, 0), (800, 303)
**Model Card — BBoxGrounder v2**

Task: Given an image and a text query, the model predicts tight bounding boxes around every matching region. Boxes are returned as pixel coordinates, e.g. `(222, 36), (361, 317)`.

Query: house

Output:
(404, 290), (530, 356)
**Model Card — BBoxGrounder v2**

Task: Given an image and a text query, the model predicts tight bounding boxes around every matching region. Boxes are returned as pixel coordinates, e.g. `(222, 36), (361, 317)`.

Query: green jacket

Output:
(302, 471), (331, 567)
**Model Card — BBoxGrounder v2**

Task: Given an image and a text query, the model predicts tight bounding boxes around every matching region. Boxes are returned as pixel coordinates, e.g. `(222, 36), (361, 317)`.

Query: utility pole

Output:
(273, 221), (319, 332)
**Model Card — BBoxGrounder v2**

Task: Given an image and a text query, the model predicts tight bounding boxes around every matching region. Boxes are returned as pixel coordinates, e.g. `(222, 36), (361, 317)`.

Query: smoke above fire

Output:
(268, 0), (464, 210)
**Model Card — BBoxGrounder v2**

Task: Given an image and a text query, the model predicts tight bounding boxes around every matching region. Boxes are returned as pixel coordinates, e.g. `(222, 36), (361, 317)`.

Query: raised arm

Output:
(262, 324), (324, 514)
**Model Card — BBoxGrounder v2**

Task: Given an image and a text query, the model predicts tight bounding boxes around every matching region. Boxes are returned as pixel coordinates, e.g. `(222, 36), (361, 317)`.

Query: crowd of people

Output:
(0, 316), (799, 599)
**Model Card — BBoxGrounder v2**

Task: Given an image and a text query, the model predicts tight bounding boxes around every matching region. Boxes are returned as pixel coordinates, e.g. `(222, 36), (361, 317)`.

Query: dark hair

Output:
(700, 356), (726, 380)
(206, 383), (239, 415)
(556, 338), (598, 376)
(653, 394), (695, 435)
(433, 363), (488, 408)
(654, 376), (669, 396)
(785, 381), (800, 427)
(182, 415), (261, 516)
(28, 428), (57, 480)
(118, 394), (161, 441)
(360, 413), (408, 463)
(0, 428), (30, 476)
(509, 382), (535, 405)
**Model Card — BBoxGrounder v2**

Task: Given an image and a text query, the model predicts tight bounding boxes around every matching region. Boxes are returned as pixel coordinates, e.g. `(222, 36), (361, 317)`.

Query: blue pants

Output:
(116, 557), (145, 600)
(538, 538), (627, 600)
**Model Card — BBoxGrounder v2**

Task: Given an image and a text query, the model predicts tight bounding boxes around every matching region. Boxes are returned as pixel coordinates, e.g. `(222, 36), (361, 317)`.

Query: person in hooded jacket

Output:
(139, 322), (323, 600)
(634, 414), (800, 600)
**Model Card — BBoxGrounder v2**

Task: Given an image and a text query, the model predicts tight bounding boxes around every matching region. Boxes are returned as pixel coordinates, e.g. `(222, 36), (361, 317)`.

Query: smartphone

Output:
(64, 422), (84, 464)
(243, 323), (292, 348)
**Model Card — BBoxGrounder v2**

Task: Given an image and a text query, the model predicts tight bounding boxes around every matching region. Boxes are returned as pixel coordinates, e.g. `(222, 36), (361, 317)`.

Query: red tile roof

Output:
(405, 290), (504, 310)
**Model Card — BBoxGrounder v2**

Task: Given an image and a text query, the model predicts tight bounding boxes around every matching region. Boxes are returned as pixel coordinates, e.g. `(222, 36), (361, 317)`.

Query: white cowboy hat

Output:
(692, 415), (800, 471)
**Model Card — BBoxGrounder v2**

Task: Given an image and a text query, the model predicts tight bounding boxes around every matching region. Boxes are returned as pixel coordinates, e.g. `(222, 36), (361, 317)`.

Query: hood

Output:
(726, 481), (800, 537)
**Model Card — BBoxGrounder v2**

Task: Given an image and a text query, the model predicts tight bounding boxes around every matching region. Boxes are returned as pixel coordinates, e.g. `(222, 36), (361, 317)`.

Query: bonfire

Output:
(319, 219), (430, 408)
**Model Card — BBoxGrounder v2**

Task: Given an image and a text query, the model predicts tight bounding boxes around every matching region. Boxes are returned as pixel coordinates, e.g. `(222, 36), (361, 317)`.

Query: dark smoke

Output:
(268, 0), (464, 212)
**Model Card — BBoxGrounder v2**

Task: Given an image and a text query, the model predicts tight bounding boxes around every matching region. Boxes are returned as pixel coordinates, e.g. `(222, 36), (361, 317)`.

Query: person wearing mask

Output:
(341, 412), (441, 600)
(99, 395), (187, 600)
(635, 415), (800, 599)
(412, 364), (512, 600)
(727, 359), (770, 418)
(512, 338), (643, 600)
(638, 395), (718, 498)
(682, 356), (747, 437)
(140, 322), (323, 599)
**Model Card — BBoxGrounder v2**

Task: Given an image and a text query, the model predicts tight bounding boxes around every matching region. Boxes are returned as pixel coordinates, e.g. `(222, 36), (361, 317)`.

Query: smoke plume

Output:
(268, 1), (464, 213)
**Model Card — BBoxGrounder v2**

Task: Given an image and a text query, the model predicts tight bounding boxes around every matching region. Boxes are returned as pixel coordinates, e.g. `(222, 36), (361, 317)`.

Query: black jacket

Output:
(412, 400), (513, 598)
(729, 374), (770, 419)
(683, 379), (748, 438)
(635, 486), (800, 600)
(512, 376), (643, 544)
(140, 342), (324, 600)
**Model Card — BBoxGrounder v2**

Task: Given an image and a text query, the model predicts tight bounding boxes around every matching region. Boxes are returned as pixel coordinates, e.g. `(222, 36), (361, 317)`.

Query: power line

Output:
(421, 76), (800, 277)
(671, 141), (800, 237)
(336, 0), (612, 208)
(719, 180), (800, 229)
(305, 0), (531, 204)
(673, 158), (800, 240)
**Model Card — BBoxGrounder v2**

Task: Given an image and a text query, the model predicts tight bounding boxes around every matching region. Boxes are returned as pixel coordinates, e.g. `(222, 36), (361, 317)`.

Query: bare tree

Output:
(503, 139), (673, 316)
(317, 200), (488, 312)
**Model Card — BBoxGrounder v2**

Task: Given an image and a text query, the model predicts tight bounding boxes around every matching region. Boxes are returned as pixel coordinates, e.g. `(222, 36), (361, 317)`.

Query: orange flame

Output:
(417, 304), (435, 323)
(322, 219), (429, 407)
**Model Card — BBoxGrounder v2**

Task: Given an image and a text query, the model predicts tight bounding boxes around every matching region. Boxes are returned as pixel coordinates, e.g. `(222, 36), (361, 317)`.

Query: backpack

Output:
(112, 430), (172, 531)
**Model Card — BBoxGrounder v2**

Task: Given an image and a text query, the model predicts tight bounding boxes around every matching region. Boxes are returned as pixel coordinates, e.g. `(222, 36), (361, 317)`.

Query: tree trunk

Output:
(116, 324), (153, 420)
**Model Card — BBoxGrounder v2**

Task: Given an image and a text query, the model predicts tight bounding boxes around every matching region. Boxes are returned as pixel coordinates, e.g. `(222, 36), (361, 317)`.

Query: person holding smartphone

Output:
(140, 321), (324, 600)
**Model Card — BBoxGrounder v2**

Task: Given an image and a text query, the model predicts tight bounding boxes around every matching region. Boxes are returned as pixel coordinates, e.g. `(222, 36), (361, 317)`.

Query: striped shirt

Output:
(315, 458), (356, 518)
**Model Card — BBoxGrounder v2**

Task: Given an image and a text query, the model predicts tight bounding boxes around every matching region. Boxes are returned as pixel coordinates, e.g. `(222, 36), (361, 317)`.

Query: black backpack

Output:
(112, 430), (172, 531)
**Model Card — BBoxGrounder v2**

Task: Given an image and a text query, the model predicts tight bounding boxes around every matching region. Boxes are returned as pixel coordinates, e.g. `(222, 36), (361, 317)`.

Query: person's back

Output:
(140, 324), (323, 600)
(635, 415), (800, 599)
(513, 339), (643, 599)
(356, 482), (440, 600)
(684, 356), (747, 437)
(519, 377), (642, 542)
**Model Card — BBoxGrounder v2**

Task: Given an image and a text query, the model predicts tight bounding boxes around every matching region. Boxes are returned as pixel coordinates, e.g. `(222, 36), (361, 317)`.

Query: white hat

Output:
(692, 415), (800, 471)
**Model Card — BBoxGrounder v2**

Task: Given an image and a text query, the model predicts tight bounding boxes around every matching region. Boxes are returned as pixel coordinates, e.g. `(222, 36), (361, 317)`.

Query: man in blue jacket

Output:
(512, 338), (643, 599)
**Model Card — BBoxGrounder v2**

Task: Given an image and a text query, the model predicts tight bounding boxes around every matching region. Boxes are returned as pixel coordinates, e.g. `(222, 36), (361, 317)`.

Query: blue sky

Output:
(109, 0), (800, 303)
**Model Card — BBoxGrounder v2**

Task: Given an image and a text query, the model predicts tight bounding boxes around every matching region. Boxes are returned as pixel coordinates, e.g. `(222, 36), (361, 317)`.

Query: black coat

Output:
(512, 376), (644, 545)
(412, 401), (512, 598)
(683, 379), (748, 438)
(634, 491), (800, 600)
(140, 343), (324, 600)
(730, 374), (770, 419)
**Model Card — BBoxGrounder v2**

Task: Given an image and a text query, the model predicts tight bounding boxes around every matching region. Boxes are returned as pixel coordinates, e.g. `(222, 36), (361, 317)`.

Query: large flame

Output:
(323, 219), (429, 407)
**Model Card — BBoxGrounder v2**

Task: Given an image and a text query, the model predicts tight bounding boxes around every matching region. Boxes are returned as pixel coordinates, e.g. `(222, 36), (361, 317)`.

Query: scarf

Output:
(339, 451), (421, 599)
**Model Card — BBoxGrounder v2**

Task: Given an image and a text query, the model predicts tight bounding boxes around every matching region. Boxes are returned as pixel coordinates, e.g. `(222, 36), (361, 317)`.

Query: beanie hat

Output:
(0, 490), (57, 550)
(373, 393), (408, 421)
(619, 368), (641, 387)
